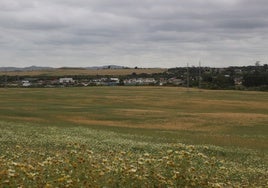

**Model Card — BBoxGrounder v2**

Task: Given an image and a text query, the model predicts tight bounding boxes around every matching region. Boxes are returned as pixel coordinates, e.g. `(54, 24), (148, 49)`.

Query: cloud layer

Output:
(0, 0), (268, 67)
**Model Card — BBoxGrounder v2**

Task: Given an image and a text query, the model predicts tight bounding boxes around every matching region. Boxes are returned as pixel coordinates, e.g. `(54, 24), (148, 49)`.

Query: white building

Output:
(110, 78), (119, 83)
(22, 80), (31, 87)
(59, 78), (74, 84)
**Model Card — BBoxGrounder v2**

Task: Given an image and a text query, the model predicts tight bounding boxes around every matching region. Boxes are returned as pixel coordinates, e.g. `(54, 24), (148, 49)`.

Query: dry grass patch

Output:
(61, 116), (124, 127)
(187, 99), (268, 110)
(57, 115), (198, 130)
(200, 112), (268, 123)
(115, 108), (164, 114)
(56, 110), (268, 132)
(174, 112), (268, 132)
(0, 68), (166, 76)
(0, 116), (45, 123)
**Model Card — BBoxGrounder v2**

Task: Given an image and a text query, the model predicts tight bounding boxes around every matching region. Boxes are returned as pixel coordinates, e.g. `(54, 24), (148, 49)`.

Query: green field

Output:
(0, 87), (267, 187)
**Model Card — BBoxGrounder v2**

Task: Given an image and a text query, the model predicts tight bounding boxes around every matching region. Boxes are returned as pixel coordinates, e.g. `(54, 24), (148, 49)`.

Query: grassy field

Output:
(0, 68), (166, 76)
(0, 87), (267, 187)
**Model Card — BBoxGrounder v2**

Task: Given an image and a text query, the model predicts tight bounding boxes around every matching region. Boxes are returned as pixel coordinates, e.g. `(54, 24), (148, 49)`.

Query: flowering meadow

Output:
(0, 121), (267, 187)
(0, 87), (267, 187)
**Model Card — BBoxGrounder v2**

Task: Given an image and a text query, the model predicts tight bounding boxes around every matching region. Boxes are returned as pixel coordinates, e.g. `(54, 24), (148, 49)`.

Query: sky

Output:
(0, 0), (268, 68)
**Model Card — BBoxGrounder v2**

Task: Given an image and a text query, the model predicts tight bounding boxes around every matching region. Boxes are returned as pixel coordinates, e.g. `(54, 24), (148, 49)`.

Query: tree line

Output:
(1, 65), (267, 91)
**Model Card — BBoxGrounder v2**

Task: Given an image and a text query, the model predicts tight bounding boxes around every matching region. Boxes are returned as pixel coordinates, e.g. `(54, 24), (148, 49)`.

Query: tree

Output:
(243, 73), (268, 87)
(255, 61), (261, 66)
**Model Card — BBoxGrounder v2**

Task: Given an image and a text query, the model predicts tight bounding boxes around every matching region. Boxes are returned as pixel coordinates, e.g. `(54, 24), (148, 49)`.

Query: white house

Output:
(123, 78), (156, 85)
(110, 78), (119, 84)
(22, 80), (31, 87)
(59, 78), (74, 84)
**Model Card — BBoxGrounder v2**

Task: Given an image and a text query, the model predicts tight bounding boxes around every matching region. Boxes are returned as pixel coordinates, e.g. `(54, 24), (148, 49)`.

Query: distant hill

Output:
(0, 66), (166, 76)
(0, 66), (53, 72)
(0, 65), (129, 72)
(86, 65), (128, 70)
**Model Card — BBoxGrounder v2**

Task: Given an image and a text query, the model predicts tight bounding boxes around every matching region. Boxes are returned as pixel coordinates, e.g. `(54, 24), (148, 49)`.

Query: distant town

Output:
(0, 64), (267, 91)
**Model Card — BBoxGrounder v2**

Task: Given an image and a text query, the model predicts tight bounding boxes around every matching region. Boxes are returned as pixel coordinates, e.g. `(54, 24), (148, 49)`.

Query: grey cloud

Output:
(0, 1), (34, 11)
(0, 0), (267, 67)
(216, 19), (268, 30)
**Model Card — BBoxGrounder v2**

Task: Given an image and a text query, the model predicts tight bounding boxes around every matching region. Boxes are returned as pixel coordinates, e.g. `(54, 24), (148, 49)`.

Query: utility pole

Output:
(187, 63), (189, 90)
(199, 61), (201, 89)
(4, 73), (7, 88)
(3, 67), (7, 87)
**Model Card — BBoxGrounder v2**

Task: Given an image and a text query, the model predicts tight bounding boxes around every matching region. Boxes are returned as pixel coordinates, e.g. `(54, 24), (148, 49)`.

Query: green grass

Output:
(0, 87), (267, 187)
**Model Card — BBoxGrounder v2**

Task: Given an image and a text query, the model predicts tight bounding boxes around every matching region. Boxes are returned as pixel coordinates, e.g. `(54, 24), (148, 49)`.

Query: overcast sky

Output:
(0, 0), (267, 68)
